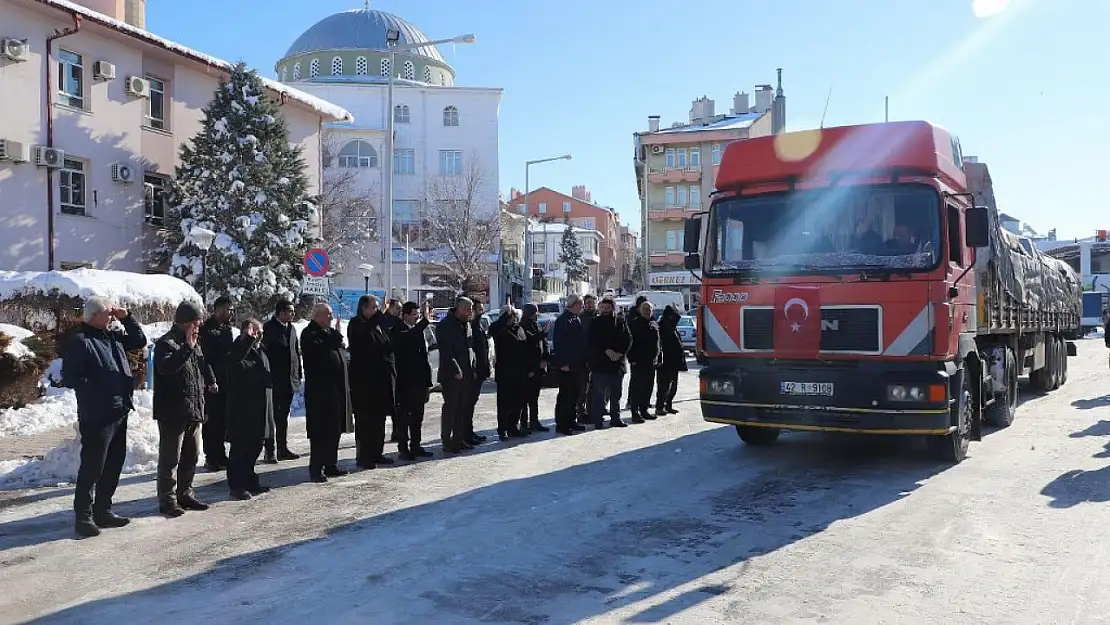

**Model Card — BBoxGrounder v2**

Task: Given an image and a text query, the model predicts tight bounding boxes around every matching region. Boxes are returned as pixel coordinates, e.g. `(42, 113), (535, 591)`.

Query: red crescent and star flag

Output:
(773, 285), (821, 357)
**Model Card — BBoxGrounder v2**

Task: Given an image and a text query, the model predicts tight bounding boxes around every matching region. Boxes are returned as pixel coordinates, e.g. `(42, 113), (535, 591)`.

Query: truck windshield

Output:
(708, 183), (941, 274)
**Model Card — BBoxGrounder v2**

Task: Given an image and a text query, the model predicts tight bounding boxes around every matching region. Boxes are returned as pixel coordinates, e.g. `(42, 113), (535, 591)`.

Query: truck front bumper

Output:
(699, 359), (954, 435)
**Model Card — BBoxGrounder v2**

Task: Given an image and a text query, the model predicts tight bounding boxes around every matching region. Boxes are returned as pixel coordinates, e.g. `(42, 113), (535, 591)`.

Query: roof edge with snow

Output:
(30, 0), (353, 122)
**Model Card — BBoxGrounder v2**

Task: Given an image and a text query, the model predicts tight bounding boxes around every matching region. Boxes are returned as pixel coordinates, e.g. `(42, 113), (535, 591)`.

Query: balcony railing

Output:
(649, 250), (685, 266)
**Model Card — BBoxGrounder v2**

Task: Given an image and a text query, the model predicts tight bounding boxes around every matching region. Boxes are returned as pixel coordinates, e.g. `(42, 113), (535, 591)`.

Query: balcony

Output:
(648, 204), (701, 221)
(649, 250), (685, 267)
(582, 250), (601, 264)
(647, 167), (702, 184)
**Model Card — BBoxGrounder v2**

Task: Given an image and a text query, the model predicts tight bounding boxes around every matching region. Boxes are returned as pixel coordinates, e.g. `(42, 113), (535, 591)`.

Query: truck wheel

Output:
(928, 368), (971, 463)
(1046, 336), (1061, 391)
(1060, 339), (1069, 386)
(1029, 339), (1051, 393)
(735, 426), (781, 446)
(985, 347), (1017, 427)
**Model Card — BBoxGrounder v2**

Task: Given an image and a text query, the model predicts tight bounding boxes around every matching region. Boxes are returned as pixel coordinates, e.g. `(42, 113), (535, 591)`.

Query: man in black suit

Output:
(391, 301), (434, 460)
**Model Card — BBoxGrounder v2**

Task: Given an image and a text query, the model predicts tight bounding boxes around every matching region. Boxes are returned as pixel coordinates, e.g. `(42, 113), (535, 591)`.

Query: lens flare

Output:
(972, 0), (1010, 18)
(773, 129), (823, 162)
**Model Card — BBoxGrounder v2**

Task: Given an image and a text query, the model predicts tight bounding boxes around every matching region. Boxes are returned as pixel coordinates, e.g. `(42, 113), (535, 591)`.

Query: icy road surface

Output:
(4, 343), (1110, 624)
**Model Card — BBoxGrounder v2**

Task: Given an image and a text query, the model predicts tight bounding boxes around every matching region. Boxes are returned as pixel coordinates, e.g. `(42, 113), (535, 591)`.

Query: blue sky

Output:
(147, 0), (1109, 239)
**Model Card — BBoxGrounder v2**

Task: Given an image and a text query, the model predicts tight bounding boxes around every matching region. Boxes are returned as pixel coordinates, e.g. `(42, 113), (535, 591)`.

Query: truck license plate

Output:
(780, 382), (834, 397)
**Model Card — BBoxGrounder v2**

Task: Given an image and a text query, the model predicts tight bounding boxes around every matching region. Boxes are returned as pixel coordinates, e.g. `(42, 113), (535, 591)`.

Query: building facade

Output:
(275, 7), (503, 300)
(632, 69), (786, 305)
(0, 0), (350, 273)
(528, 222), (602, 299)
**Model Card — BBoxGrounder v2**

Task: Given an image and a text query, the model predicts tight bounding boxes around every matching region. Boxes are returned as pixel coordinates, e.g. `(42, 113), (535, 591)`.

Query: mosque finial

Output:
(364, 0), (370, 9)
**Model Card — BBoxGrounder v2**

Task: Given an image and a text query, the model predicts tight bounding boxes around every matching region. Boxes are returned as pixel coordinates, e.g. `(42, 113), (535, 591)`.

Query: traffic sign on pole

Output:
(303, 247), (330, 277)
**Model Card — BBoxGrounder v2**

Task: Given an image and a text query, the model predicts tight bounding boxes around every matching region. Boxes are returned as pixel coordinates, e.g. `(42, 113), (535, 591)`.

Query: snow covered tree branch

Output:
(318, 135), (379, 262)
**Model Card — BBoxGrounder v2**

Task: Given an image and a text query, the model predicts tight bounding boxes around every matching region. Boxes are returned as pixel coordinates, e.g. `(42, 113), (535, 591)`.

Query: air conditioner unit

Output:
(125, 75), (150, 98)
(34, 146), (64, 168)
(93, 60), (116, 80)
(0, 139), (29, 163)
(111, 163), (135, 183)
(1, 38), (28, 62)
(651, 145), (665, 155)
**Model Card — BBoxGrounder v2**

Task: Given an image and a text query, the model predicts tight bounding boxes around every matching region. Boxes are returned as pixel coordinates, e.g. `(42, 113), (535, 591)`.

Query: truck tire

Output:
(1060, 339), (1069, 386)
(985, 347), (1017, 427)
(1029, 338), (1051, 393)
(1049, 336), (1062, 390)
(735, 425), (781, 446)
(928, 367), (971, 463)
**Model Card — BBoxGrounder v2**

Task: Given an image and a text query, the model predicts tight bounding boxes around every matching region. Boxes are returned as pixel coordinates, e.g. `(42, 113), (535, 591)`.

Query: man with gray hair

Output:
(551, 294), (587, 435)
(436, 296), (476, 453)
(62, 296), (147, 537)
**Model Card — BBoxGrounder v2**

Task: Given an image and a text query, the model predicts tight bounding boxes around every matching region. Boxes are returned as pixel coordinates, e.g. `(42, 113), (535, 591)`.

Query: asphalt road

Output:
(3, 344), (1110, 624)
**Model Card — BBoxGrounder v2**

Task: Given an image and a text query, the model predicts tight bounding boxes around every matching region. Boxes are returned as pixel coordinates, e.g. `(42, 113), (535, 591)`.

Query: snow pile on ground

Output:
(0, 269), (202, 309)
(0, 390), (77, 439)
(0, 323), (34, 359)
(0, 391), (175, 490)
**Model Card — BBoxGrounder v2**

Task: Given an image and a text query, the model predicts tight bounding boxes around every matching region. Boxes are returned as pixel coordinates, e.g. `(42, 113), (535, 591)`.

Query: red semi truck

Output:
(683, 121), (1081, 463)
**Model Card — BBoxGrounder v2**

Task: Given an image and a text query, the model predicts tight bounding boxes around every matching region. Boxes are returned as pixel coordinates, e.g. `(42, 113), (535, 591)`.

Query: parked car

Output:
(678, 314), (697, 354)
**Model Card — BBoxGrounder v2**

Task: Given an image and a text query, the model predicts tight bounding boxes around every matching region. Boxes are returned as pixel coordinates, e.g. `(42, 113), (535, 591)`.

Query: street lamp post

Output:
(358, 263), (375, 294)
(189, 226), (216, 306)
(523, 154), (571, 301)
(383, 29), (475, 301)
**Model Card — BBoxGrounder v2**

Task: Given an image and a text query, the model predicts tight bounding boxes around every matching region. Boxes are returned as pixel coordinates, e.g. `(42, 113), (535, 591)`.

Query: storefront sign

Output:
(649, 271), (702, 287)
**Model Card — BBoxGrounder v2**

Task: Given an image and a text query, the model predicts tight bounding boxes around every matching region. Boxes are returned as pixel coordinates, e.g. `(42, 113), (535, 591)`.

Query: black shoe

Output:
(230, 490), (253, 501)
(610, 420), (628, 428)
(399, 449), (416, 460)
(93, 511), (131, 528)
(507, 428), (524, 438)
(179, 494), (210, 511)
(593, 421), (607, 430)
(498, 431), (509, 441)
(412, 446), (433, 458)
(75, 518), (101, 537)
(472, 433), (489, 443)
(631, 415), (645, 424)
(459, 440), (475, 450)
(310, 473), (328, 483)
(374, 456), (395, 466)
(248, 486), (270, 495)
(277, 449), (300, 461)
(530, 422), (550, 432)
(263, 451), (278, 464)
(571, 424), (586, 432)
(323, 466), (348, 477)
(160, 502), (186, 518)
(666, 407), (679, 414)
(556, 427), (577, 436)
(356, 461), (376, 470)
(642, 412), (658, 421)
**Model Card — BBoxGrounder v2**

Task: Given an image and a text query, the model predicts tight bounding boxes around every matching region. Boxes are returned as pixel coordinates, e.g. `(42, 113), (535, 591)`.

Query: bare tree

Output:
(419, 155), (501, 292)
(317, 136), (379, 262)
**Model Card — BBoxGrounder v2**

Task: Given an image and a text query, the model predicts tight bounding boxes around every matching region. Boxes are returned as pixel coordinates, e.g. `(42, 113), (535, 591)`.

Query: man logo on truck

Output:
(710, 290), (749, 304)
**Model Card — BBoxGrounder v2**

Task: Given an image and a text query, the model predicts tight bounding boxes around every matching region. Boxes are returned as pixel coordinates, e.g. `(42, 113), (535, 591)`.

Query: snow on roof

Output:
(33, 0), (353, 122)
(527, 222), (602, 237)
(0, 269), (202, 308)
(651, 111), (765, 135)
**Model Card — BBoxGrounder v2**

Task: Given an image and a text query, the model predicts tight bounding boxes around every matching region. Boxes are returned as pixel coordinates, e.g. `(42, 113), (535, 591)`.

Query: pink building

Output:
(0, 0), (352, 272)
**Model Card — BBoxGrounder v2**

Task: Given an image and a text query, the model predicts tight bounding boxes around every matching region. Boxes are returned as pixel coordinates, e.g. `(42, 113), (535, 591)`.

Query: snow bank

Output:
(0, 269), (202, 309)
(0, 388), (77, 439)
(0, 323), (34, 359)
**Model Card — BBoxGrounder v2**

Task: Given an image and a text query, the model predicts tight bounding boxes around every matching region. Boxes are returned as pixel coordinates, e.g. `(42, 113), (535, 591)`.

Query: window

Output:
(146, 76), (166, 130)
(59, 158), (86, 216)
(539, 203), (547, 214)
(293, 63), (301, 81)
(690, 147), (701, 167)
(534, 241), (546, 255)
(443, 106), (459, 126)
(403, 60), (415, 80)
(57, 49), (84, 108)
(438, 150), (463, 175)
(690, 185), (701, 206)
(355, 56), (367, 75)
(331, 56), (343, 76)
(439, 74), (446, 86)
(60, 262), (92, 270)
(423, 66), (433, 83)
(393, 148), (415, 174)
(665, 148), (675, 169)
(144, 174), (169, 224)
(337, 140), (378, 168)
(563, 201), (571, 213)
(666, 230), (677, 250)
(711, 144), (722, 165)
(393, 199), (421, 224)
(516, 204), (525, 213)
(380, 58), (391, 78)
(309, 58), (319, 78)
(677, 185), (688, 206)
(947, 205), (963, 267)
(677, 148), (687, 168)
(664, 186), (675, 206)
(394, 104), (410, 123)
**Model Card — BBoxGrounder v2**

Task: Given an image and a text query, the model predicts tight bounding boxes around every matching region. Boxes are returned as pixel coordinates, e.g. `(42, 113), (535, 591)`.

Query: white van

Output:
(638, 290), (686, 315)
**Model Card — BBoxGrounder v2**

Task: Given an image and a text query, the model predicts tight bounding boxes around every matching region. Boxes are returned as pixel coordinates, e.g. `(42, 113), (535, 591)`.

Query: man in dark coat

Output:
(301, 303), (355, 482)
(63, 296), (147, 538)
(346, 294), (396, 469)
(627, 300), (662, 424)
(490, 305), (528, 440)
(199, 296), (235, 471)
(261, 300), (302, 463)
(576, 294), (598, 424)
(437, 297), (475, 453)
(224, 318), (275, 501)
(518, 304), (550, 435)
(588, 297), (631, 429)
(390, 301), (434, 460)
(552, 295), (587, 435)
(153, 301), (217, 517)
(623, 295), (650, 412)
(463, 300), (491, 445)
(655, 305), (688, 416)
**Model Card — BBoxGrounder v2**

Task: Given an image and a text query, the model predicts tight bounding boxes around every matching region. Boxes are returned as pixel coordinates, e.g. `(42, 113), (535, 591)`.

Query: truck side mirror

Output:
(683, 217), (701, 254)
(965, 206), (990, 248)
(683, 253), (701, 271)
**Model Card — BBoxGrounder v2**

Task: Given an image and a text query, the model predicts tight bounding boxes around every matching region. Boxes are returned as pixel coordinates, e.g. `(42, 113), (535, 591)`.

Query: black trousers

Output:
(521, 376), (542, 428)
(308, 431), (341, 475)
(655, 369), (680, 411)
(227, 437), (264, 492)
(440, 377), (470, 446)
(354, 408), (386, 463)
(265, 388), (293, 454)
(202, 390), (228, 464)
(590, 372), (624, 424)
(395, 386), (427, 448)
(464, 378), (484, 438)
(496, 377), (526, 434)
(576, 368), (591, 420)
(555, 370), (582, 430)
(629, 366), (656, 413)
(73, 416), (128, 519)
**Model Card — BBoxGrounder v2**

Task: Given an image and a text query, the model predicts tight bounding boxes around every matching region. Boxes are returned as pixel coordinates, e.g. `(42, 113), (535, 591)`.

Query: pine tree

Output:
(161, 62), (317, 311)
(558, 223), (587, 291)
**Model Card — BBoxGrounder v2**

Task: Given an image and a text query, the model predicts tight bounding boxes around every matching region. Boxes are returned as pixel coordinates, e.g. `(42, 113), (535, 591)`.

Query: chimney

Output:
(731, 91), (750, 115)
(125, 0), (146, 28)
(572, 185), (591, 202)
(69, 0), (125, 20)
(689, 96), (715, 124)
(754, 85), (773, 113)
(771, 68), (786, 134)
(510, 188), (521, 200)
(647, 115), (660, 132)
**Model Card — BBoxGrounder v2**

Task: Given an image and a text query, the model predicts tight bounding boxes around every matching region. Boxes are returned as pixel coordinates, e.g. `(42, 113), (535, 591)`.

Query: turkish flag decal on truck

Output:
(773, 285), (821, 357)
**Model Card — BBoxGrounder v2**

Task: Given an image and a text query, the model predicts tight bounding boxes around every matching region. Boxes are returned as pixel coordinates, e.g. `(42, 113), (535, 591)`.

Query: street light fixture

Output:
(383, 29), (476, 301)
(358, 263), (375, 294)
(189, 226), (217, 305)
(522, 154), (571, 301)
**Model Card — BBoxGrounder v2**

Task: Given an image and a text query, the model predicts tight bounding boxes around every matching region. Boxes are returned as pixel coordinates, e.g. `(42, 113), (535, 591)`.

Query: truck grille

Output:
(741, 306), (881, 353)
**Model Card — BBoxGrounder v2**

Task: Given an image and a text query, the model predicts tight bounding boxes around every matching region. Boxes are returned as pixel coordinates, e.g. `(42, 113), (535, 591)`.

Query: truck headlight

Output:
(704, 378), (735, 396)
(887, 384), (925, 402)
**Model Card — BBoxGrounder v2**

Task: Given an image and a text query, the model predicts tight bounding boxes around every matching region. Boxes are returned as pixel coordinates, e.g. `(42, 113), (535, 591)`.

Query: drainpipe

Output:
(45, 13), (82, 271)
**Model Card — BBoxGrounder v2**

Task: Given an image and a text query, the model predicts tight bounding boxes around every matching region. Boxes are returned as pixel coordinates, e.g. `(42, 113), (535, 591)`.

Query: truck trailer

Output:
(684, 120), (1081, 463)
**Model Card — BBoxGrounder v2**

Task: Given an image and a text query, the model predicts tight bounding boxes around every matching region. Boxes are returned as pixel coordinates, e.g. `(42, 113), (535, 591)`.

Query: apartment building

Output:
(632, 69), (786, 304)
(0, 0), (350, 272)
(618, 224), (639, 293)
(528, 221), (602, 298)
